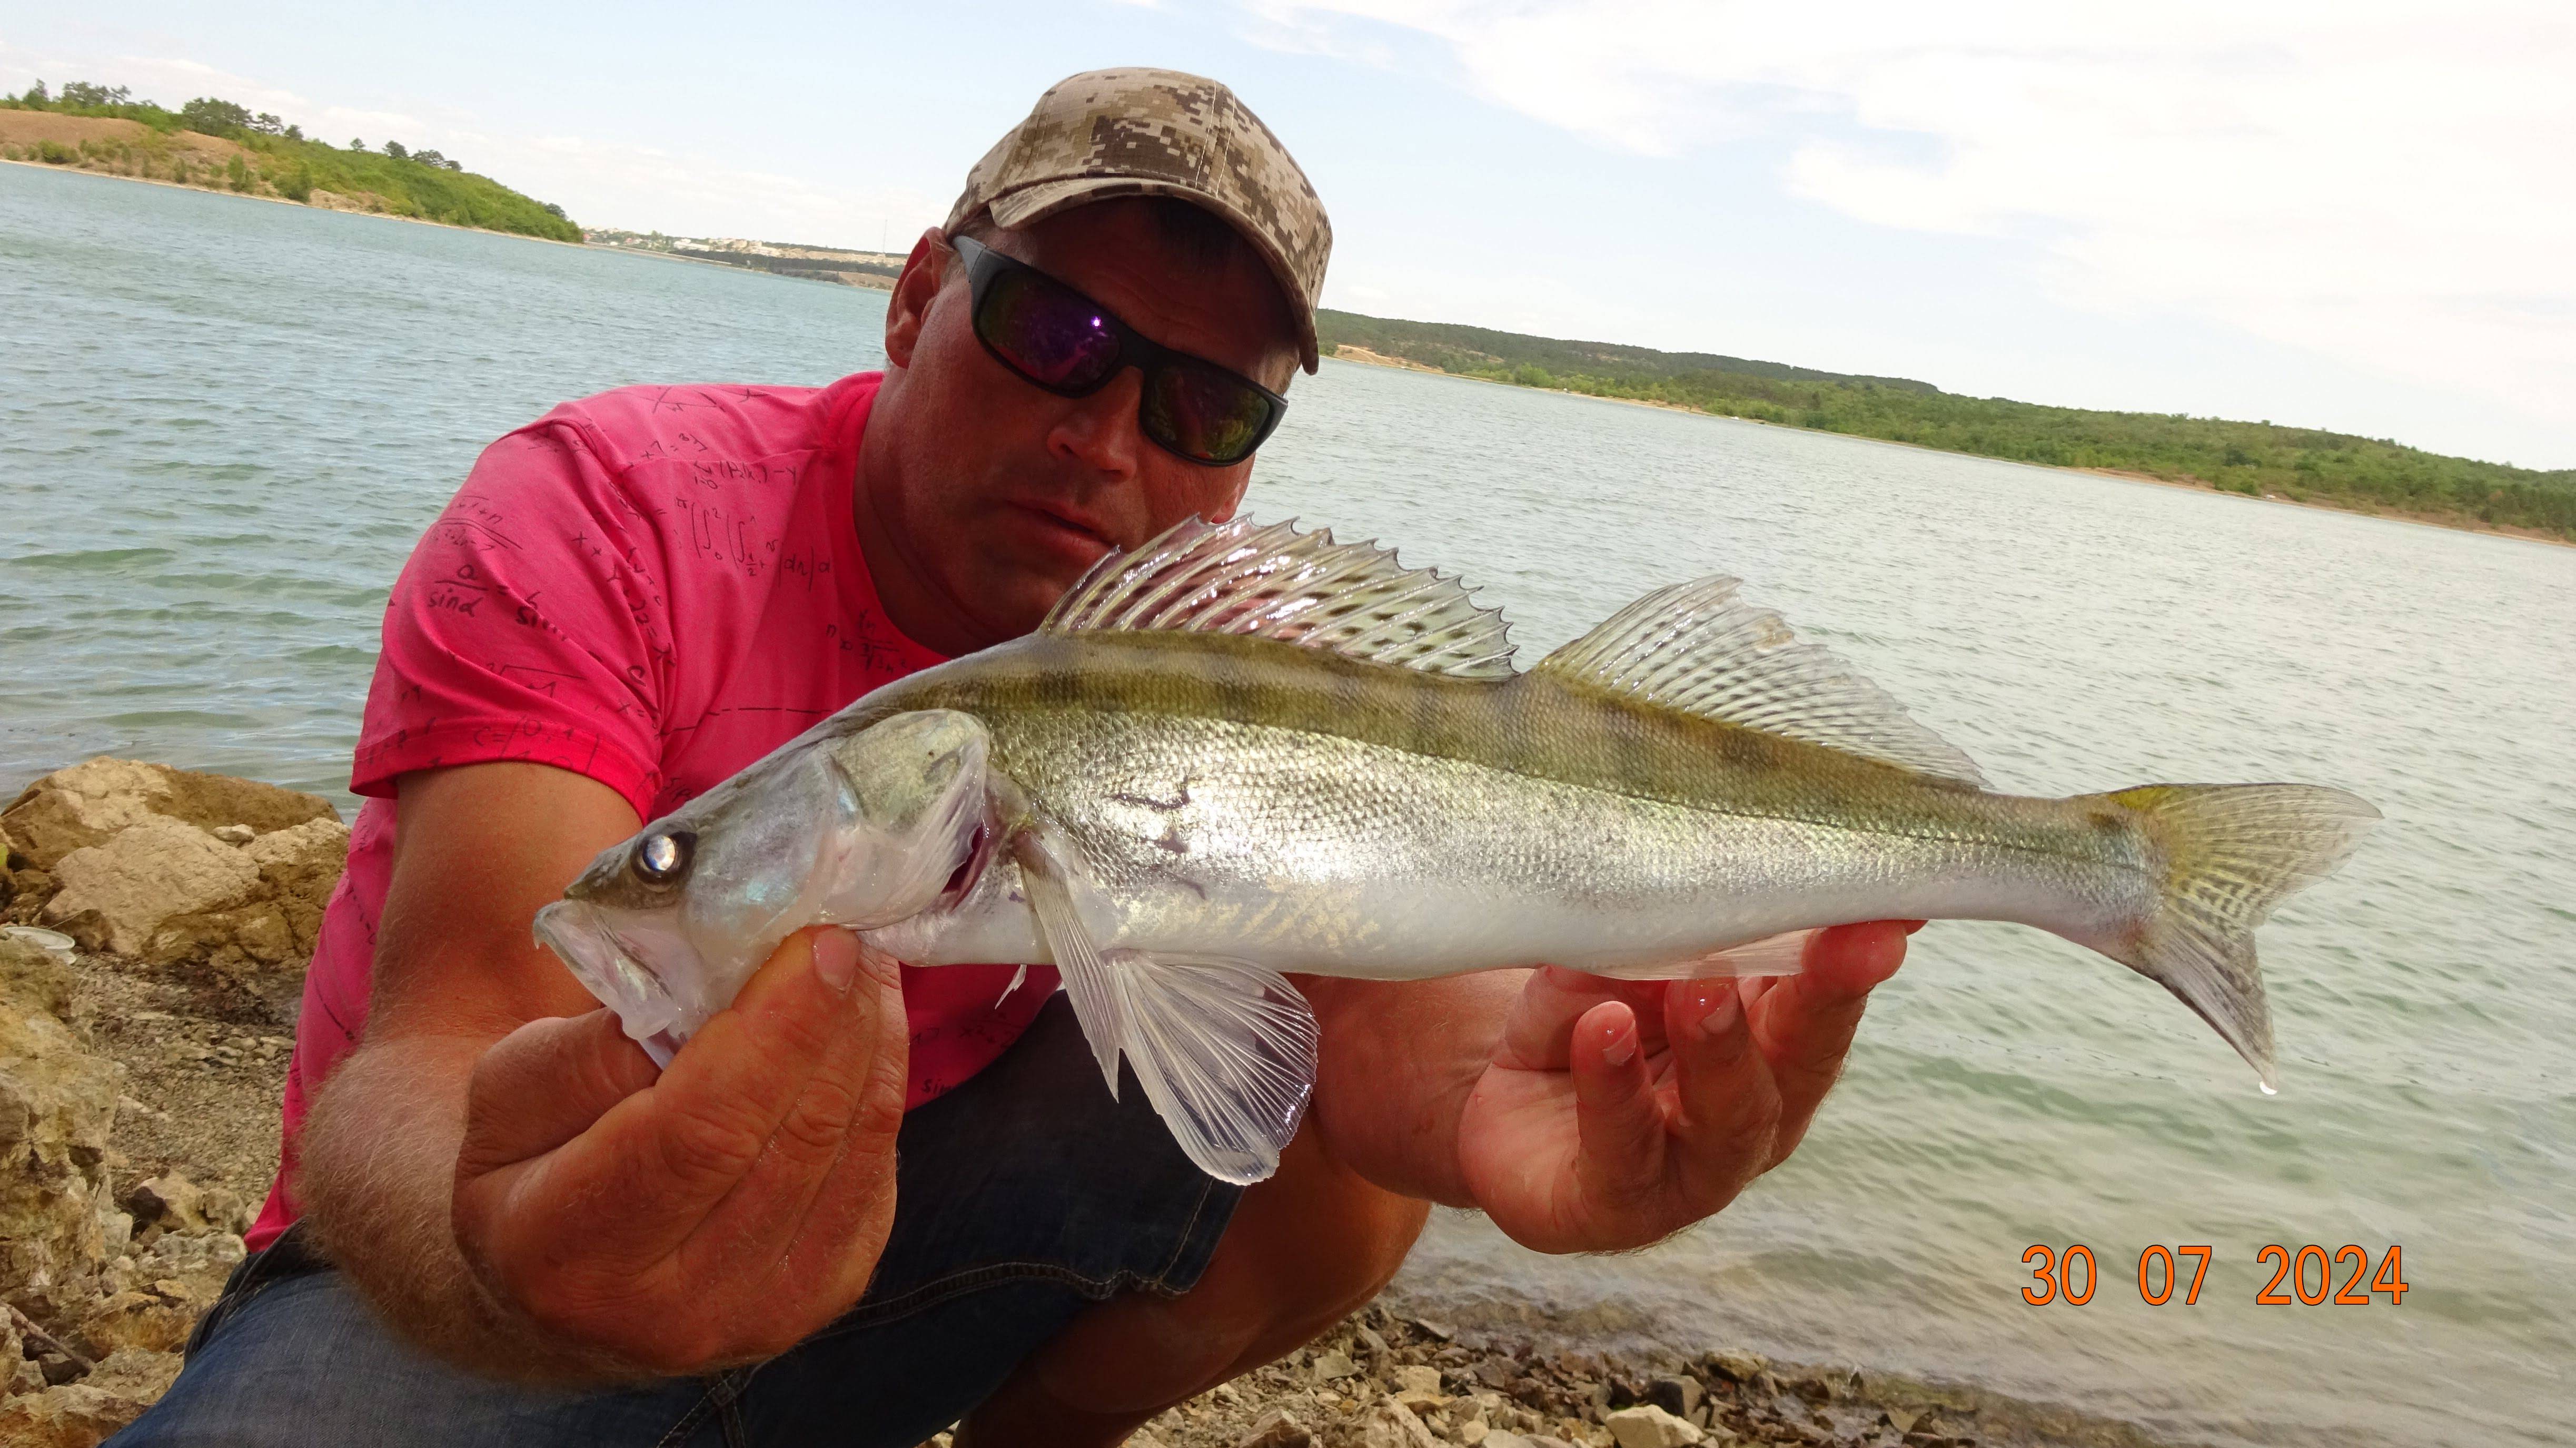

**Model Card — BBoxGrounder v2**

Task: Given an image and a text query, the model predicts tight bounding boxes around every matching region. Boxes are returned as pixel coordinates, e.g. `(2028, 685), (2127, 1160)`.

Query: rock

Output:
(81, 1347), (182, 1404)
(1310, 1349), (1358, 1382)
(238, 815), (350, 956)
(1392, 1364), (1446, 1398)
(0, 935), (75, 1019)
(200, 1186), (250, 1237)
(130, 1230), (244, 1306)
(1236, 1404), (1314, 1447)
(0, 1381), (152, 1446)
(7, 1357), (42, 1396)
(1356, 1401), (1444, 1448)
(1354, 1323), (1389, 1356)
(122, 1174), (209, 1240)
(1606, 1405), (1704, 1448)
(1, 758), (336, 872)
(42, 817), (260, 958)
(210, 825), (255, 846)
(0, 990), (123, 1318)
(70, 1287), (197, 1359)
(1707, 1352), (1767, 1384)
(1647, 1376), (1703, 1420)
(6, 872), (54, 925)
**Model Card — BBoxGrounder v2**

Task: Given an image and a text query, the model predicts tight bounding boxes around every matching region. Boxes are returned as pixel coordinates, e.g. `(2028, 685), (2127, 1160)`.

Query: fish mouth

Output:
(938, 815), (997, 910)
(533, 899), (687, 1062)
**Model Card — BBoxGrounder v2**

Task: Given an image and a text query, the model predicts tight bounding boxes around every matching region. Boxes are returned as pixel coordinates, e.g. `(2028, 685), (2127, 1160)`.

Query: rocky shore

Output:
(1, 759), (344, 1444)
(1, 759), (2158, 1448)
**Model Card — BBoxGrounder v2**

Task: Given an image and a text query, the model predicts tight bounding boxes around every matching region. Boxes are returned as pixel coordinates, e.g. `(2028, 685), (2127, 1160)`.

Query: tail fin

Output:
(2101, 784), (2379, 1091)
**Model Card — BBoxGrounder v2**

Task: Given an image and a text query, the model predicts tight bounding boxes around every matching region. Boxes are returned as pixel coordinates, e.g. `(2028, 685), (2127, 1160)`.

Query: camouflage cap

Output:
(947, 68), (1332, 372)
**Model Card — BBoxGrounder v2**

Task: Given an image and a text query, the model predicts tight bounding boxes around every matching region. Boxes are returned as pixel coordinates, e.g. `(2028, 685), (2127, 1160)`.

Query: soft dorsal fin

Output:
(1043, 516), (1517, 677)
(1534, 577), (1987, 786)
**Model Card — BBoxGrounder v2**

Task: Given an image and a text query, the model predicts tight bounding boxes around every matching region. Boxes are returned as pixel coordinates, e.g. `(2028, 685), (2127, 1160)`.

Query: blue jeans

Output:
(112, 996), (1241, 1446)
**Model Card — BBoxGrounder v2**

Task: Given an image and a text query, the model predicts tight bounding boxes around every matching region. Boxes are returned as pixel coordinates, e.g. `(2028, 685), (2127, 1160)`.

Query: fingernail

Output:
(812, 930), (859, 994)
(1686, 980), (1741, 1040)
(1601, 1020), (1637, 1067)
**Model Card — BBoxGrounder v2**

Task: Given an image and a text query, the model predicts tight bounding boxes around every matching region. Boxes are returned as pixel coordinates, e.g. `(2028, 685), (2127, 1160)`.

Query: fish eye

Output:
(632, 830), (695, 885)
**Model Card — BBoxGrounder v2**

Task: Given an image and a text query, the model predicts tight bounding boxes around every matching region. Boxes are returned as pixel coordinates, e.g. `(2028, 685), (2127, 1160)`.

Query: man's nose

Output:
(1047, 368), (1145, 479)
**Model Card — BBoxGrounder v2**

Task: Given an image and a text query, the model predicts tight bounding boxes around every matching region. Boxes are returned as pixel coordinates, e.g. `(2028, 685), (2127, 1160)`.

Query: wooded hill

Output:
(1, 81), (578, 242)
(1318, 311), (2576, 540)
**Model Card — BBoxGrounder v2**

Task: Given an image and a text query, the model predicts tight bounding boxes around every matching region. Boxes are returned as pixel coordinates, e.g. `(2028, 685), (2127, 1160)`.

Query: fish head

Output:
(534, 709), (995, 1058)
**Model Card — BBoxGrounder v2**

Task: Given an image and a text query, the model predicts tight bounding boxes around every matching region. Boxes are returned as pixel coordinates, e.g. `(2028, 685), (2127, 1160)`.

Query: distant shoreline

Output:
(1325, 347), (2575, 551)
(0, 153), (589, 249)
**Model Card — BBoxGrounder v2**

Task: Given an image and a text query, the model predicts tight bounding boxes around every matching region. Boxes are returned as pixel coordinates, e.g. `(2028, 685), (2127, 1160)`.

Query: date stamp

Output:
(2019, 1244), (2407, 1305)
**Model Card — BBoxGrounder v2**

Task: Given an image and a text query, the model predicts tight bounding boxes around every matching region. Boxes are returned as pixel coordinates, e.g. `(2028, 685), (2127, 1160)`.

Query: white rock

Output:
(1310, 1348), (1358, 1382)
(1606, 1404), (1705, 1448)
(1357, 1401), (1444, 1448)
(43, 816), (260, 956)
(1236, 1404), (1315, 1447)
(1, 757), (338, 871)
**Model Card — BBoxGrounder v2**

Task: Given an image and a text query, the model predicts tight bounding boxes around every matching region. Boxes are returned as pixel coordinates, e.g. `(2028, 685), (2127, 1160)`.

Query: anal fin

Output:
(1014, 828), (1318, 1185)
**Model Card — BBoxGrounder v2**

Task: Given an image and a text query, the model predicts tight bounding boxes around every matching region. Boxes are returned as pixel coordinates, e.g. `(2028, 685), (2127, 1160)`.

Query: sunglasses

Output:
(951, 235), (1290, 467)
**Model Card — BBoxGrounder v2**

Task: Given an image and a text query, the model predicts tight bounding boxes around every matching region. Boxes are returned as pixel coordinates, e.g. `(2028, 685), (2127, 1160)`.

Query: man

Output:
(115, 69), (1914, 1447)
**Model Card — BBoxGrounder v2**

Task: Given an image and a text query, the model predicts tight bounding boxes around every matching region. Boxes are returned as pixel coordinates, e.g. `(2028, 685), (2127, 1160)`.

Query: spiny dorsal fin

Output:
(1534, 577), (1987, 786)
(1043, 516), (1518, 677)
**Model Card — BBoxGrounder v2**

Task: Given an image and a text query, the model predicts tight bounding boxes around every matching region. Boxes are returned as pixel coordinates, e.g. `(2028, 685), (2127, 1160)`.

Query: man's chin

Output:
(956, 559), (1101, 646)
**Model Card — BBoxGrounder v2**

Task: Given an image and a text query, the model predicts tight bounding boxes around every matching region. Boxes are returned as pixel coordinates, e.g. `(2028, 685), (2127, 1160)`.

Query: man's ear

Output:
(881, 230), (952, 371)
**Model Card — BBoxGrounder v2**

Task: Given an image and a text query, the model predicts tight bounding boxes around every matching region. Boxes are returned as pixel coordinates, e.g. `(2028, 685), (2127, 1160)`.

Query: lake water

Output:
(6, 161), (2571, 1446)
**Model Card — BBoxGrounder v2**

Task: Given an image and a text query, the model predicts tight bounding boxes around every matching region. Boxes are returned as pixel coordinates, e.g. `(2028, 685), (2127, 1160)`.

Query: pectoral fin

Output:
(1013, 828), (1319, 1185)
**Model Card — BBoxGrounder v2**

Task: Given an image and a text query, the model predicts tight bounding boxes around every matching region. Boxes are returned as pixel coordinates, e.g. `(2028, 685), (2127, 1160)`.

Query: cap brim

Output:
(988, 176), (1320, 374)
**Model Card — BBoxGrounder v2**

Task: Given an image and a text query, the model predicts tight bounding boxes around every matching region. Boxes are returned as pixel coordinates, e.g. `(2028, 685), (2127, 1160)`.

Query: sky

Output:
(6, 1), (2572, 468)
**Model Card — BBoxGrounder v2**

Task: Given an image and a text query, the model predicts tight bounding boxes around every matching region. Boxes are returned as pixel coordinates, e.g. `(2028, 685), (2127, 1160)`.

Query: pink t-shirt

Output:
(249, 372), (1058, 1251)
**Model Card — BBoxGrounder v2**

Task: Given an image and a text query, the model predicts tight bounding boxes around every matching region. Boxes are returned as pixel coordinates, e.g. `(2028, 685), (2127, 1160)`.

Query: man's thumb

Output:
(457, 1009), (662, 1176)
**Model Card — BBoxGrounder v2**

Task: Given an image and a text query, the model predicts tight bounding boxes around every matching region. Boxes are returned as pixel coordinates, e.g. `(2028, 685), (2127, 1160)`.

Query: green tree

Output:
(179, 96), (255, 136)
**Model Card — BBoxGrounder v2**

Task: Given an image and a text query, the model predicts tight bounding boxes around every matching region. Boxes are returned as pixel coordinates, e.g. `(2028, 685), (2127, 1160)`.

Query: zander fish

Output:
(534, 517), (2377, 1184)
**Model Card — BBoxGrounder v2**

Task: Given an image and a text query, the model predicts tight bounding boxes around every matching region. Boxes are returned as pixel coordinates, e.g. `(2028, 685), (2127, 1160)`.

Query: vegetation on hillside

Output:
(1320, 311), (2576, 539)
(1, 81), (578, 242)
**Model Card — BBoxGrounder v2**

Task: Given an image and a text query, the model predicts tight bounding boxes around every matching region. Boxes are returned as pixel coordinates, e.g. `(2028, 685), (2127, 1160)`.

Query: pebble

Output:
(1606, 1404), (1703, 1447)
(1310, 1350), (1358, 1382)
(1235, 1405), (1314, 1447)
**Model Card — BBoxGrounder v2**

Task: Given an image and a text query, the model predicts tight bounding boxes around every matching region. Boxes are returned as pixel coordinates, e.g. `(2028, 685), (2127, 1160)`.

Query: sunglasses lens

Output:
(1141, 361), (1276, 465)
(978, 267), (1121, 391)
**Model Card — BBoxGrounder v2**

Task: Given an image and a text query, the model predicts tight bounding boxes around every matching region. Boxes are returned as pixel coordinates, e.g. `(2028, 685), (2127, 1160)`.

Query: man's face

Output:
(864, 199), (1302, 654)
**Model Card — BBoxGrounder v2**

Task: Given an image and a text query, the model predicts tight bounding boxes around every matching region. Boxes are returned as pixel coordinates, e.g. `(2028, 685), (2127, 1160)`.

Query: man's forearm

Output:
(299, 1034), (641, 1385)
(1301, 971), (1526, 1206)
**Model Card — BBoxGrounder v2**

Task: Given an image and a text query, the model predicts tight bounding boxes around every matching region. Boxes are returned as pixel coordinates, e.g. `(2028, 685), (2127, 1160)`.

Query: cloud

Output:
(1250, 1), (2576, 454)
(0, 45), (946, 250)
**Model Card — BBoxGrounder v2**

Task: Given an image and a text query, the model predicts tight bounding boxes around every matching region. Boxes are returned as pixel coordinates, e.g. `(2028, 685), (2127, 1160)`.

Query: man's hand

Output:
(1453, 923), (1914, 1252)
(1306, 922), (1914, 1253)
(300, 763), (908, 1384)
(452, 928), (910, 1376)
